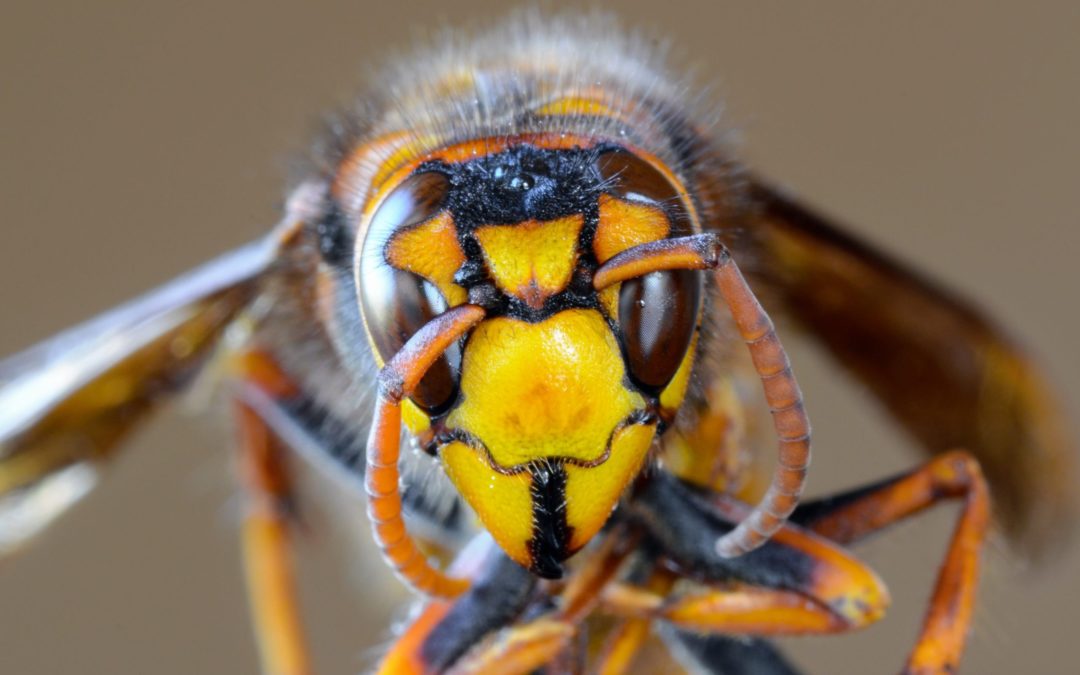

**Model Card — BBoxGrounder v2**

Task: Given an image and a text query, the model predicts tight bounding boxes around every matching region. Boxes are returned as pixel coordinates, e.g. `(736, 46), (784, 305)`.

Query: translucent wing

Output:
(0, 236), (279, 554)
(743, 178), (1075, 558)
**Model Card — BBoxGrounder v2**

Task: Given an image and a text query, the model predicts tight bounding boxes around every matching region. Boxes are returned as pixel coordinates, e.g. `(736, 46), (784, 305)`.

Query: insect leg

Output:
(597, 586), (803, 675)
(790, 450), (991, 674)
(592, 563), (676, 675)
(379, 527), (635, 675)
(376, 536), (545, 675)
(234, 395), (312, 675)
(618, 472), (889, 633)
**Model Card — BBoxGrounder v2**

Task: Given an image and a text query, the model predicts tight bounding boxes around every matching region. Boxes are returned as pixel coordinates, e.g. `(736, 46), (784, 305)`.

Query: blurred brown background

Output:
(1, 2), (1078, 673)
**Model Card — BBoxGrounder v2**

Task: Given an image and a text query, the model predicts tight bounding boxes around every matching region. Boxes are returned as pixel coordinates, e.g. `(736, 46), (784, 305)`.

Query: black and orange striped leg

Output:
(377, 537), (544, 675)
(378, 527), (636, 675)
(791, 450), (991, 674)
(593, 561), (797, 675)
(232, 351), (312, 675)
(595, 473), (890, 669)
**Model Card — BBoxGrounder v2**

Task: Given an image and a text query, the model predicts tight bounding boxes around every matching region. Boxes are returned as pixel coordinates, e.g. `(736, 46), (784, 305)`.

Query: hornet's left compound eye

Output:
(597, 149), (702, 392)
(357, 171), (461, 413)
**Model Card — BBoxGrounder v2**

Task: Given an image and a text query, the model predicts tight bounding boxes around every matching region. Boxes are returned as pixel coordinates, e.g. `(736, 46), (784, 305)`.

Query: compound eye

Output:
(597, 149), (688, 227)
(618, 269), (700, 392)
(598, 149), (700, 392)
(357, 171), (460, 413)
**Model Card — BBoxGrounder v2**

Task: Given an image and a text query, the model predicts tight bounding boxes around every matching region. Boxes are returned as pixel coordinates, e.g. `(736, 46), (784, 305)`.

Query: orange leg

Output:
(378, 528), (636, 675)
(234, 366), (311, 675)
(592, 568), (676, 675)
(600, 514), (890, 636)
(793, 450), (991, 674)
(592, 616), (652, 675)
(673, 449), (989, 669)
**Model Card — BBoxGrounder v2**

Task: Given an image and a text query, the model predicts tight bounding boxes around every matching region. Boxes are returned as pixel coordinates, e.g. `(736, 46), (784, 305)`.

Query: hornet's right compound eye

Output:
(357, 171), (462, 413)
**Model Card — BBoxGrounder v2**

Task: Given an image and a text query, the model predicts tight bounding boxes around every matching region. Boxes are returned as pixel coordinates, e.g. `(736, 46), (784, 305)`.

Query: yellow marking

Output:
(384, 212), (468, 305)
(475, 215), (584, 309)
(659, 333), (698, 412)
(441, 440), (534, 567)
(564, 422), (656, 552)
(448, 309), (644, 469)
(536, 96), (619, 119)
(598, 284), (620, 320)
(400, 399), (431, 435)
(594, 194), (671, 263)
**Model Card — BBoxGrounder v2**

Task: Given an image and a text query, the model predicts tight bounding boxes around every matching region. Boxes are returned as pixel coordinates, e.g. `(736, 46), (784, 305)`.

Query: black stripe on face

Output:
(528, 462), (573, 579)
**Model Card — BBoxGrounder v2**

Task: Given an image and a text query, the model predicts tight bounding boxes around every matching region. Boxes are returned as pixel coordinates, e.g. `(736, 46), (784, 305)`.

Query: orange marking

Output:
(385, 212), (468, 305)
(533, 86), (649, 131)
(704, 496), (892, 628)
(357, 133), (601, 225)
(346, 132), (700, 260)
(332, 130), (416, 207)
(594, 194), (670, 263)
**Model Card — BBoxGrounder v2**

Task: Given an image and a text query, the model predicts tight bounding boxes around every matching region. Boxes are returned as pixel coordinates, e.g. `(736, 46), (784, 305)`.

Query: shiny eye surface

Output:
(357, 171), (460, 412)
(618, 270), (700, 391)
(597, 148), (689, 224)
(599, 149), (701, 392)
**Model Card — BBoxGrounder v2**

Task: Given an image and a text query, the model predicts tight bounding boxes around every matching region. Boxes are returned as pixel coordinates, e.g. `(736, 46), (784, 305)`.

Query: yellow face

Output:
(442, 309), (656, 574)
(356, 140), (702, 576)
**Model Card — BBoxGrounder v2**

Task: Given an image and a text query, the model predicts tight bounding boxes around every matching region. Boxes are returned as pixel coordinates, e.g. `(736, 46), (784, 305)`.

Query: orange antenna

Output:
(366, 304), (486, 597)
(594, 235), (811, 557)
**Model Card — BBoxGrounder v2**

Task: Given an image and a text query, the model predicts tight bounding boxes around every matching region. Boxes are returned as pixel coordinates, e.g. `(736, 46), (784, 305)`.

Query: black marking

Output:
(452, 258), (488, 287)
(630, 471), (816, 591)
(314, 197), (353, 268)
(408, 144), (618, 325)
(426, 144), (605, 227)
(528, 462), (572, 579)
(789, 472), (905, 531)
(420, 549), (536, 671)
